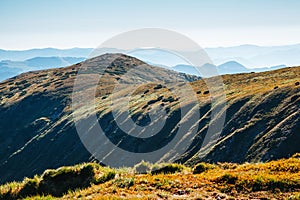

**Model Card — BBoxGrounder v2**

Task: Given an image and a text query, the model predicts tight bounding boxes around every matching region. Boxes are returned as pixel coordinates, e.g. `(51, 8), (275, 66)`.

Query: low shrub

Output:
(193, 162), (215, 174)
(245, 177), (298, 192)
(217, 162), (239, 170)
(38, 164), (96, 196)
(134, 161), (152, 174)
(154, 84), (163, 90)
(19, 177), (40, 197)
(292, 153), (300, 159)
(216, 173), (238, 184)
(162, 96), (175, 103)
(252, 176), (265, 191)
(114, 178), (134, 188)
(151, 163), (185, 175)
(94, 170), (116, 184)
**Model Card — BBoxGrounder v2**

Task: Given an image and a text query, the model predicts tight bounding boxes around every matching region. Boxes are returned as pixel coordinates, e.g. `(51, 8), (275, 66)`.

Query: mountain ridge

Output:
(0, 54), (299, 184)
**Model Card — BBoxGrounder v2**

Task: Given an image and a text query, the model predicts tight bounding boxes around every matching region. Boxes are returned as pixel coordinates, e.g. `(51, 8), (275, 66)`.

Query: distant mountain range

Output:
(0, 44), (299, 81)
(217, 61), (249, 74)
(205, 44), (300, 68)
(0, 56), (288, 82)
(0, 48), (92, 61)
(0, 57), (85, 81)
(170, 61), (287, 77)
(1, 44), (300, 67)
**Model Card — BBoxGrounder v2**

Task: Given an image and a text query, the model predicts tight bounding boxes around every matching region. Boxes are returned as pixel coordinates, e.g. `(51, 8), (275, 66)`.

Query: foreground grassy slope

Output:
(1, 154), (300, 199)
(0, 54), (299, 184)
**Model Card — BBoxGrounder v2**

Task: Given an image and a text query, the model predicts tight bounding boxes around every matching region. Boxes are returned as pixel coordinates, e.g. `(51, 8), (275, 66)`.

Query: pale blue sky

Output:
(1, 0), (300, 49)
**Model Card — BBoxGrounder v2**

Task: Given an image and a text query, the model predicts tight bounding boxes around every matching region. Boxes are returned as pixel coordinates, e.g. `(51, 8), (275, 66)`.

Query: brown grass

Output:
(1, 155), (299, 199)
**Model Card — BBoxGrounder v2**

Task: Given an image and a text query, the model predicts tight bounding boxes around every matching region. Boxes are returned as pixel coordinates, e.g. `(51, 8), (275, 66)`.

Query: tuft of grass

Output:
(38, 163), (97, 196)
(19, 176), (40, 197)
(193, 162), (215, 174)
(94, 170), (116, 184)
(216, 173), (238, 184)
(151, 163), (186, 175)
(134, 160), (152, 174)
(113, 178), (135, 189)
(0, 181), (22, 200)
(292, 153), (300, 159)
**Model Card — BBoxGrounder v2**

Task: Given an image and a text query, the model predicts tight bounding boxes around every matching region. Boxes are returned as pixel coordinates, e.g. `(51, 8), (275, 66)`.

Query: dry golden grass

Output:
(1, 156), (299, 199)
(63, 157), (300, 199)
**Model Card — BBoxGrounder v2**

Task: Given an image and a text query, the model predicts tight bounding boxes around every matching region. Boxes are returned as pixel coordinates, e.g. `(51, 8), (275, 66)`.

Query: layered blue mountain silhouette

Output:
(171, 61), (286, 76)
(0, 48), (92, 61)
(0, 57), (85, 81)
(0, 44), (299, 81)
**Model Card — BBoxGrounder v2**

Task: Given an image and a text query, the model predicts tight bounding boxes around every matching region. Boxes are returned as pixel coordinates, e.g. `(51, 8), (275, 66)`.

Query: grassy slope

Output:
(1, 154), (300, 199)
(187, 67), (300, 164)
(0, 54), (299, 184)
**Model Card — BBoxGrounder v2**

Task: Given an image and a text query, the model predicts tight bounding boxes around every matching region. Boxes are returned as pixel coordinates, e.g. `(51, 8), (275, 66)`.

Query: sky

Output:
(1, 0), (300, 49)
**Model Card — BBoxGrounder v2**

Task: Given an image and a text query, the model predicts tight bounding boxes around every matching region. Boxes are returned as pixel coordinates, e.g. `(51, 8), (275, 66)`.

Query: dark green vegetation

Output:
(0, 53), (299, 185)
(1, 155), (300, 199)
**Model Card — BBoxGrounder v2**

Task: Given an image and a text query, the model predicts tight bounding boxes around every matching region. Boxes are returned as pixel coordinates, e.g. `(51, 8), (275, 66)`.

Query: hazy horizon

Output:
(1, 43), (300, 51)
(1, 0), (300, 49)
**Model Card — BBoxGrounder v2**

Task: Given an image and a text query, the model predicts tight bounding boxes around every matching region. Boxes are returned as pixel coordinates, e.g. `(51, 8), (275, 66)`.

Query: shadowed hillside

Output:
(0, 53), (299, 184)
